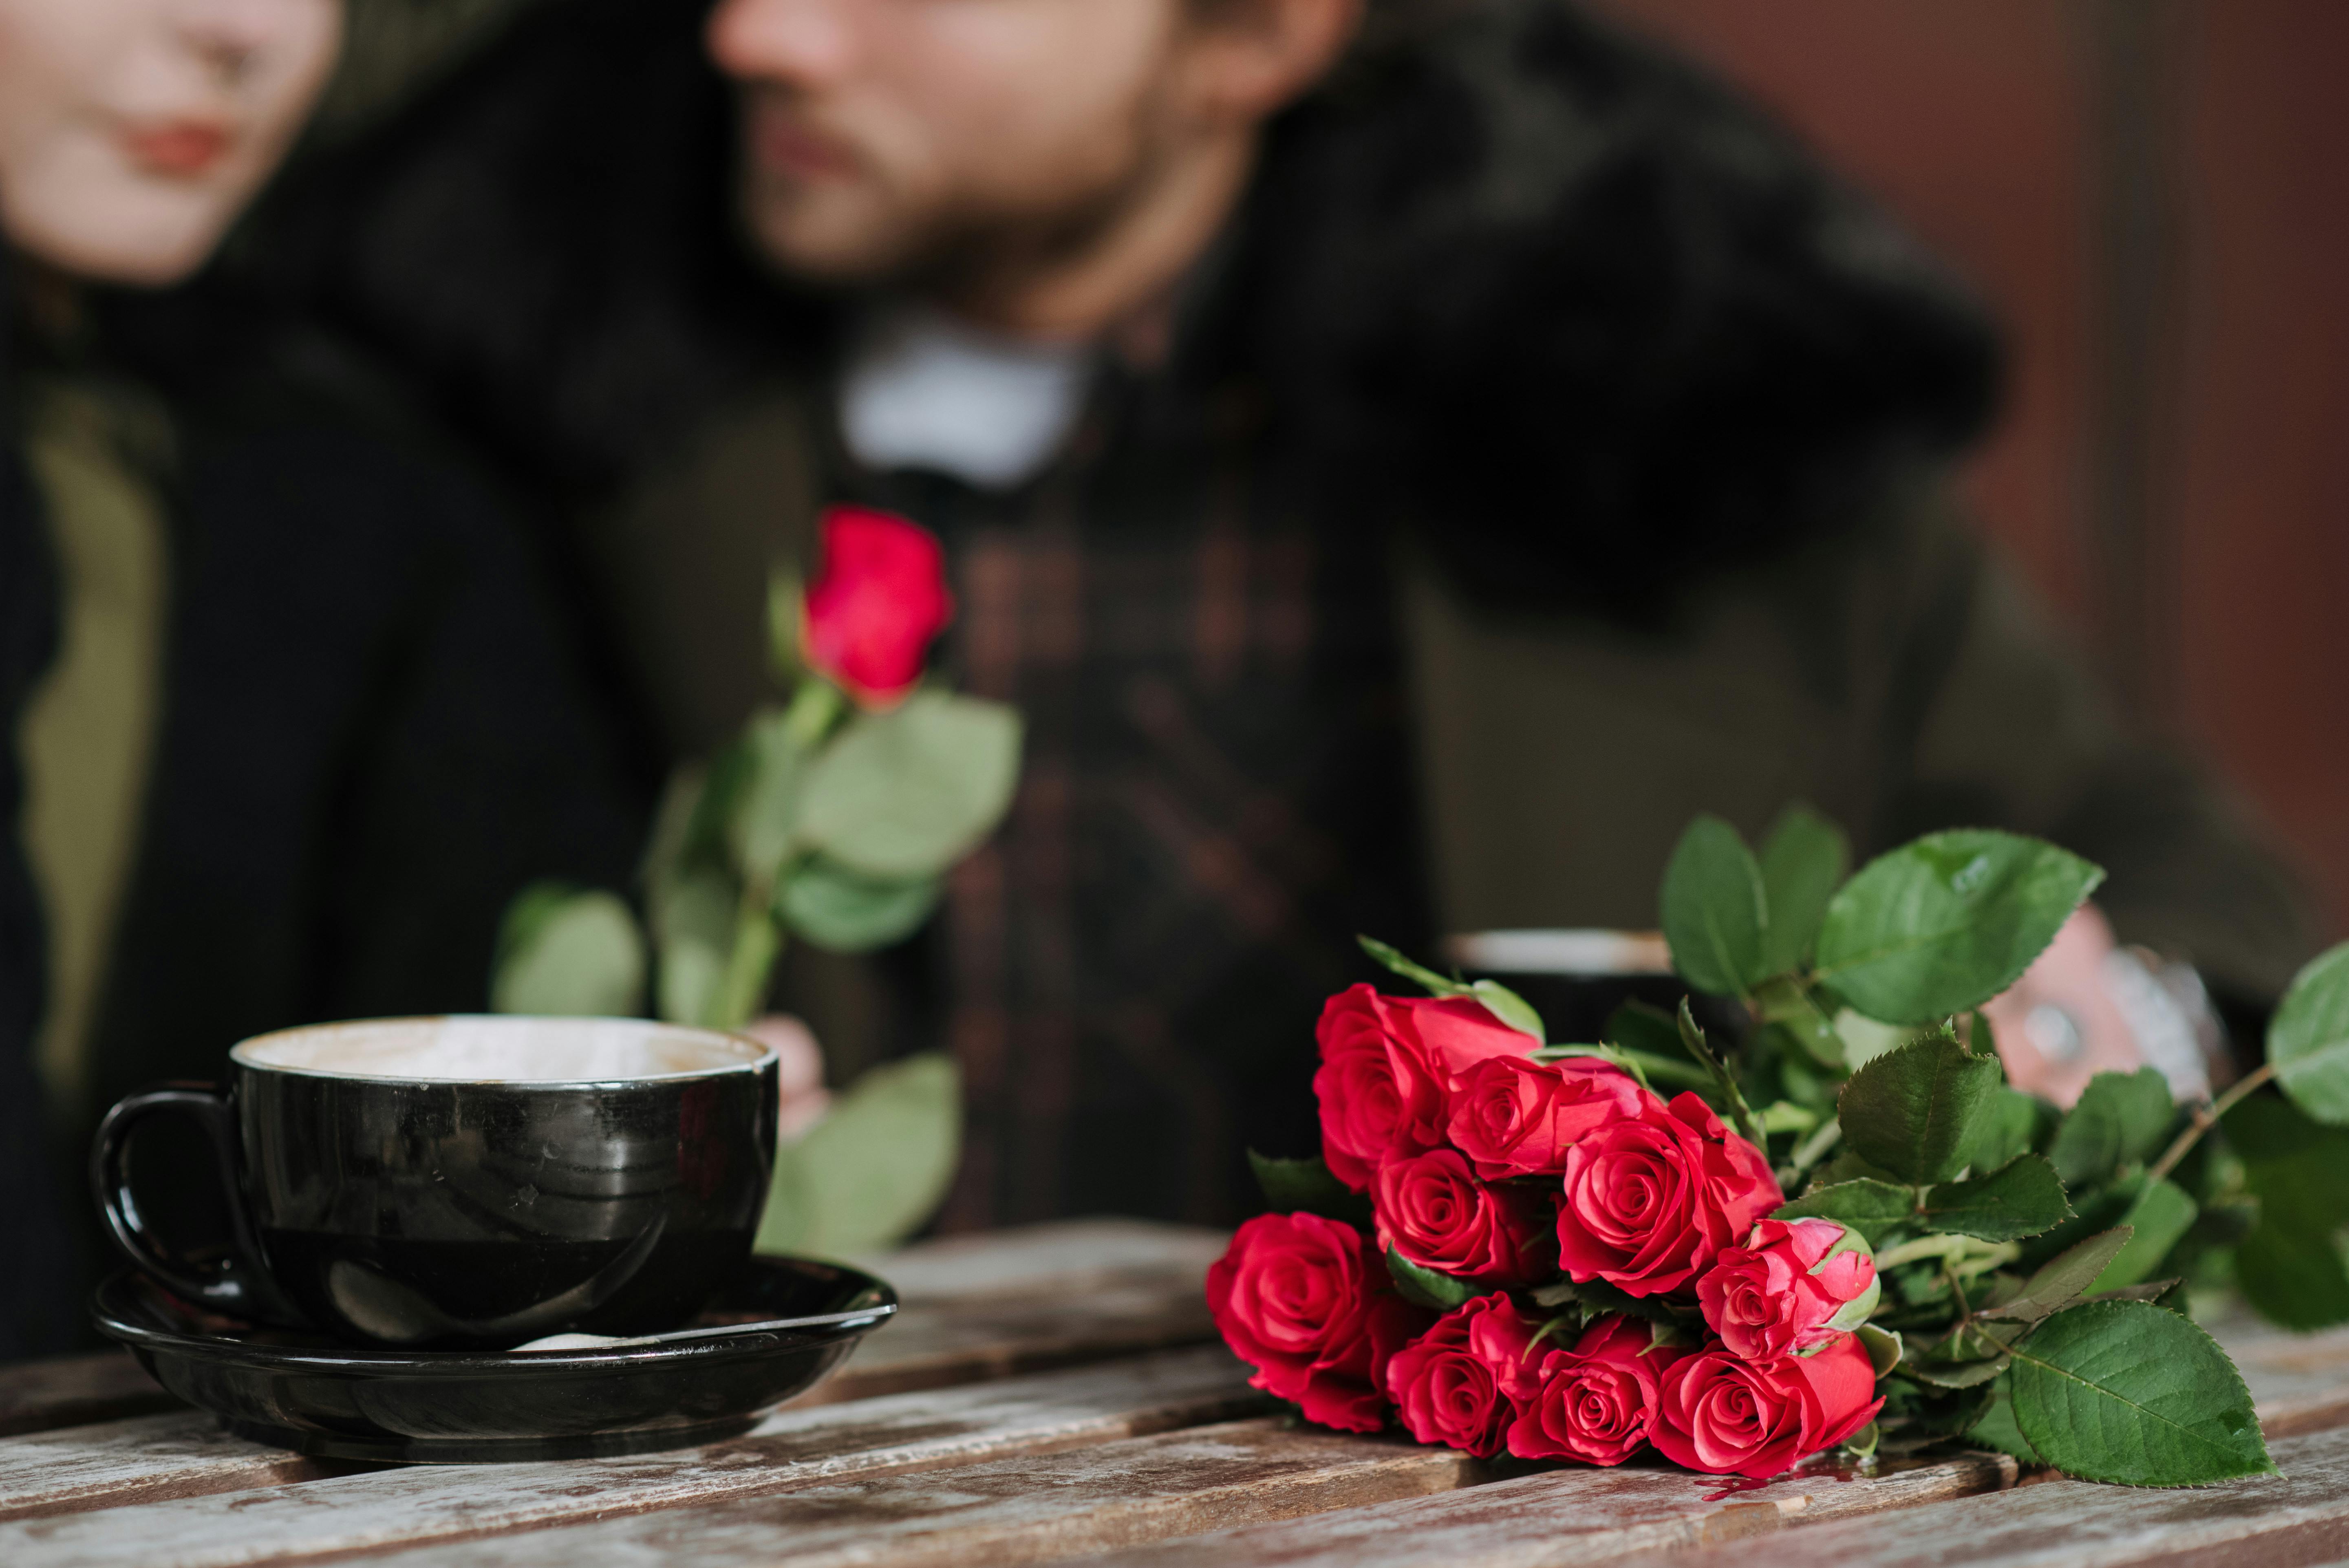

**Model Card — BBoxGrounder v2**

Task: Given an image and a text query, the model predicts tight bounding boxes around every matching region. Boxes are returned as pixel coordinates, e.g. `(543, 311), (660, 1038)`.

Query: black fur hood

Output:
(117, 0), (1998, 608)
(1241, 0), (1999, 606)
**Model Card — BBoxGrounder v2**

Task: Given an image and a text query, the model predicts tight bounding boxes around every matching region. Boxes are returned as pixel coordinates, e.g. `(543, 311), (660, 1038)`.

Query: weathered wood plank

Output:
(856, 1220), (1228, 1304)
(345, 1420), (1488, 1568)
(1040, 1448), (2016, 1568)
(0, 1415), (355, 1524)
(0, 1346), (1261, 1567)
(0, 1220), (1222, 1521)
(0, 1218), (1224, 1442)
(0, 1353), (183, 1439)
(1599, 1422), (2349, 1568)
(795, 1266), (1214, 1407)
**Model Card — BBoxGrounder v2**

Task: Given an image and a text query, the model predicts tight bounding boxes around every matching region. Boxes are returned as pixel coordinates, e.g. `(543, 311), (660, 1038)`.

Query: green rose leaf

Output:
(2049, 1068), (2175, 1188)
(1965, 1375), (2043, 1465)
(756, 1053), (961, 1257)
(796, 690), (1023, 880)
(1968, 1087), (2059, 1174)
(2008, 1300), (2272, 1486)
(1815, 830), (2105, 1024)
(1908, 1349), (2012, 1390)
(2225, 1092), (2349, 1330)
(1660, 815), (1769, 997)
(776, 857), (942, 953)
(490, 884), (647, 1019)
(1776, 1178), (1916, 1246)
(1978, 1227), (2135, 1328)
(1757, 803), (1851, 977)
(1386, 1248), (1479, 1311)
(1837, 1032), (2003, 1184)
(1857, 1323), (1904, 1378)
(1920, 1154), (2074, 1242)
(2092, 1278), (2190, 1314)
(1468, 979), (1546, 1041)
(2087, 1178), (2197, 1294)
(1248, 1151), (1373, 1230)
(2270, 942), (2349, 1125)
(651, 869), (736, 1026)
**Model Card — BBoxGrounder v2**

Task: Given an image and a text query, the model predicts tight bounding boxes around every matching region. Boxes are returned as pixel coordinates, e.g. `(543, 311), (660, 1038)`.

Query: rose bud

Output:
(1373, 1148), (1554, 1283)
(801, 504), (956, 709)
(1206, 1212), (1429, 1433)
(1649, 1334), (1884, 1480)
(1504, 1314), (1686, 1466)
(1385, 1293), (1532, 1457)
(1696, 1217), (1880, 1361)
(1447, 1054), (1652, 1180)
(1315, 984), (1538, 1190)
(1555, 1092), (1783, 1298)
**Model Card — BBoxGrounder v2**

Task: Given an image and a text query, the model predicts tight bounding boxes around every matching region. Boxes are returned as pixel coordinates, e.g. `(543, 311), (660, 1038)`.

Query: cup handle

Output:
(89, 1083), (302, 1324)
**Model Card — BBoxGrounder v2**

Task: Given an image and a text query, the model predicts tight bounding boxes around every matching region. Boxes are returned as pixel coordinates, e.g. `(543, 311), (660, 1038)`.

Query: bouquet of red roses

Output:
(1213, 809), (2349, 1488)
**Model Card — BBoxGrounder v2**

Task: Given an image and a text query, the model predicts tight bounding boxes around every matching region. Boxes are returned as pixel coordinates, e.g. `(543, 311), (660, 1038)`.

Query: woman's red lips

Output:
(122, 121), (232, 177)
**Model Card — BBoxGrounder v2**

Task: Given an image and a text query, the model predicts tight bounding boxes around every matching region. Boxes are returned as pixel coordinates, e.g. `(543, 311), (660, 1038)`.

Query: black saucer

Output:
(92, 1256), (897, 1463)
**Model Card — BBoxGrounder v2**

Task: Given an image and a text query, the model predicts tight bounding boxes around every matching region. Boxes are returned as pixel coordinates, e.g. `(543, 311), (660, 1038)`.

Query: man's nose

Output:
(707, 0), (860, 87)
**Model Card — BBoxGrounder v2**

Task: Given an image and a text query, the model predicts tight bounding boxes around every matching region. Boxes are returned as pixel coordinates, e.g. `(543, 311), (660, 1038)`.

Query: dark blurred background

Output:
(1603, 0), (2349, 933)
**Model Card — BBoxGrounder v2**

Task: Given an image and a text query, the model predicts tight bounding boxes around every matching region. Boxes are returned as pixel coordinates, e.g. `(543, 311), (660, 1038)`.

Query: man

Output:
(255, 0), (2319, 1228)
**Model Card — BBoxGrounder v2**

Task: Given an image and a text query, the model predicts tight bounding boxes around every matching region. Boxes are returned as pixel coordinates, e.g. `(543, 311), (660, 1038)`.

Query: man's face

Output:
(707, 0), (1197, 289)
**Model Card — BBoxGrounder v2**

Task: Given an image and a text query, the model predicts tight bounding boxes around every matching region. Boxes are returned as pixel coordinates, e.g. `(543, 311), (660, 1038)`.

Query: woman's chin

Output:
(1, 176), (238, 289)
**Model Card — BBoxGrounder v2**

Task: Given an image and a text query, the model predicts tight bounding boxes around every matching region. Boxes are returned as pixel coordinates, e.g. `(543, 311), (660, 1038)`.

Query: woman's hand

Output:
(741, 1014), (831, 1140)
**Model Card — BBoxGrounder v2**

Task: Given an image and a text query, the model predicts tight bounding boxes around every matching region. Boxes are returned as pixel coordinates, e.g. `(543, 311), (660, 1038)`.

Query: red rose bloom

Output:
(801, 505), (955, 708)
(1385, 1293), (1530, 1456)
(1650, 1335), (1884, 1480)
(1373, 1148), (1552, 1283)
(1696, 1218), (1880, 1361)
(1504, 1314), (1685, 1466)
(1555, 1092), (1782, 1297)
(1206, 1212), (1427, 1432)
(1447, 1054), (1652, 1179)
(1314, 986), (1536, 1190)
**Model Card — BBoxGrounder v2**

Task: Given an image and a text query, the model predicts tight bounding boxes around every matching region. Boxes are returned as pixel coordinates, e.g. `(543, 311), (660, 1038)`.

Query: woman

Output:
(0, 0), (649, 1357)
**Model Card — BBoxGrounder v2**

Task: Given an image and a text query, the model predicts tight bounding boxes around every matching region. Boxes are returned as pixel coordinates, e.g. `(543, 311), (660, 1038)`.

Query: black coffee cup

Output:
(92, 1016), (780, 1349)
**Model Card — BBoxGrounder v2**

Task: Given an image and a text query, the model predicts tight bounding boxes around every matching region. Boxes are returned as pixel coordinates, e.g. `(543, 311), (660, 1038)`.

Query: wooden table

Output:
(7, 1220), (2349, 1568)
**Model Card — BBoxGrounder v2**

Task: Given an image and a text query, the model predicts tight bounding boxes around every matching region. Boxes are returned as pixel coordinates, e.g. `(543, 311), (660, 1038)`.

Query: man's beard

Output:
(741, 84), (1187, 323)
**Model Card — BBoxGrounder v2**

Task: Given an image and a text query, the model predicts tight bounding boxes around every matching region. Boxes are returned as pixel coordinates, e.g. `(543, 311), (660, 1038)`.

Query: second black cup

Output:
(92, 1016), (780, 1349)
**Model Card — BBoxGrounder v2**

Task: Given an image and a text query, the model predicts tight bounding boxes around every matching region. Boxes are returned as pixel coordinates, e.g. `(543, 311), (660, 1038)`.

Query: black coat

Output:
(2, 308), (652, 1358)
(0, 270), (77, 1361)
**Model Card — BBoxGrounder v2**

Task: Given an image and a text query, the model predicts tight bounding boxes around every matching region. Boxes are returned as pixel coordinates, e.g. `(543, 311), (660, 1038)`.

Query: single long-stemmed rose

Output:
(490, 504), (1020, 1258)
(798, 505), (957, 710)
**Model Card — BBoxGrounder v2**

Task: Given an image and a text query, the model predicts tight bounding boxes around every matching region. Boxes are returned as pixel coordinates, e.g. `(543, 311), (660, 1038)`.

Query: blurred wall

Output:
(1598, 0), (2349, 934)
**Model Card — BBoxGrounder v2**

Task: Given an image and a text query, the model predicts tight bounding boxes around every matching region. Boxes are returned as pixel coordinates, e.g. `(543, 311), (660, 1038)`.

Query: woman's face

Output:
(0, 0), (340, 286)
